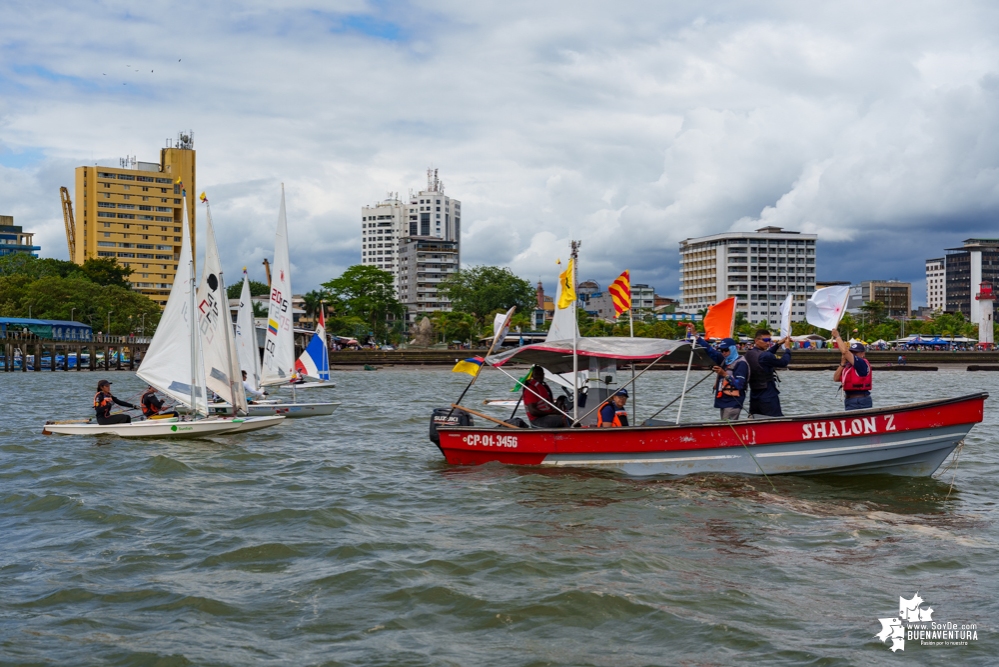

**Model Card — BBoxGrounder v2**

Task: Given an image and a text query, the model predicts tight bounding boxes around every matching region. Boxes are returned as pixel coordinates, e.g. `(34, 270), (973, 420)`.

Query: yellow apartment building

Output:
(73, 135), (196, 307)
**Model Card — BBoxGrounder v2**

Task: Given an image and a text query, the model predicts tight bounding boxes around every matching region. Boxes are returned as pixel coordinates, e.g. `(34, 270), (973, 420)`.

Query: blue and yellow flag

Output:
(452, 357), (484, 377)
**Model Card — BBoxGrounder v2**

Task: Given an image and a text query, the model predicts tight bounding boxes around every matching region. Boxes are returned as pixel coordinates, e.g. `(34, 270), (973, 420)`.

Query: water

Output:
(1, 367), (996, 665)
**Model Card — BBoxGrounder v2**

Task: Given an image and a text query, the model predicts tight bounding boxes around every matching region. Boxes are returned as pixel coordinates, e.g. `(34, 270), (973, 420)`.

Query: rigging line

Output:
(645, 371), (714, 422)
(944, 439), (965, 501)
(722, 419), (777, 491)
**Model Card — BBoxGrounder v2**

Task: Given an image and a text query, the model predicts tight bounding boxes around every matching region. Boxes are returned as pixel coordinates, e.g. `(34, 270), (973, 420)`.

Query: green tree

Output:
(432, 311), (477, 344)
(322, 265), (404, 341)
(78, 257), (133, 288)
(226, 279), (270, 300)
(438, 265), (535, 320)
(301, 289), (332, 322)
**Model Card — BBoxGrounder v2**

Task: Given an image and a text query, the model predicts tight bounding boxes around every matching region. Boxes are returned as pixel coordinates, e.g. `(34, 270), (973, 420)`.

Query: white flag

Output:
(778, 293), (793, 339)
(805, 285), (850, 330)
(492, 306), (516, 347)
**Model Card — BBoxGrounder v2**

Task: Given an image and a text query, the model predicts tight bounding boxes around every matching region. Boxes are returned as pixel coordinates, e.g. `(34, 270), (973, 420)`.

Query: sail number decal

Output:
(802, 415), (897, 440)
(462, 434), (518, 448)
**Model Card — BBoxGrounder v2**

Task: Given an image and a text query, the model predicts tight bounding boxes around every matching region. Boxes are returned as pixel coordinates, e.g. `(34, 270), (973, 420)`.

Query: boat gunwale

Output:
(437, 391), (989, 436)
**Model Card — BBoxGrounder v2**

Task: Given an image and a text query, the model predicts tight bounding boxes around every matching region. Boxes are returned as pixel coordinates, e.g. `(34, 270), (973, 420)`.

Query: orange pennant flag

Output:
(703, 297), (737, 339)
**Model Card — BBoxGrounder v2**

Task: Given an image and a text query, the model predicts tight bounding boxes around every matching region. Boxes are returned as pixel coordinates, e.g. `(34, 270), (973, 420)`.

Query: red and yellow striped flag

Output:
(608, 270), (631, 317)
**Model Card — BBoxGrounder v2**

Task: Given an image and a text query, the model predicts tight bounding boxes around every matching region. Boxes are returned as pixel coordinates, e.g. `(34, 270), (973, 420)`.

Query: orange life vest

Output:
(141, 391), (161, 417)
(596, 400), (628, 427)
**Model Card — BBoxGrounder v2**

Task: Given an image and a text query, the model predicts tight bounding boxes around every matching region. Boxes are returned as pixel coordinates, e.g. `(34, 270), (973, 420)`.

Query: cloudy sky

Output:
(2, 1), (998, 305)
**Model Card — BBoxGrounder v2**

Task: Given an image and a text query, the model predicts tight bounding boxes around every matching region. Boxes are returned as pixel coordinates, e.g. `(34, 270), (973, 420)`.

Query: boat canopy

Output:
(485, 337), (713, 374)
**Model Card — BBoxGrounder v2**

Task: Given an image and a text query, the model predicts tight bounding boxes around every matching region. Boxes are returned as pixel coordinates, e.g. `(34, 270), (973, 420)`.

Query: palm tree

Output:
(302, 290), (329, 328)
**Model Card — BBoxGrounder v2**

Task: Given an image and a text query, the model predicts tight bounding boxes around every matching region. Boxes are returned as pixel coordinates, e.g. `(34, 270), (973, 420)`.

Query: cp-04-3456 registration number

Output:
(462, 434), (519, 448)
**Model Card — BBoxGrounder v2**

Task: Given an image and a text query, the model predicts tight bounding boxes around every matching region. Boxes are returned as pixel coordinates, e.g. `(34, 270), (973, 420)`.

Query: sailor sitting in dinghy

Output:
(141, 386), (179, 419)
(242, 371), (267, 403)
(93, 380), (137, 425)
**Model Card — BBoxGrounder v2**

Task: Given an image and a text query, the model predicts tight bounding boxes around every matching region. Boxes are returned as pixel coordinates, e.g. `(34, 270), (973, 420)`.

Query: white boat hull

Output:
(41, 417), (267, 438)
(279, 381), (336, 390)
(207, 401), (340, 418)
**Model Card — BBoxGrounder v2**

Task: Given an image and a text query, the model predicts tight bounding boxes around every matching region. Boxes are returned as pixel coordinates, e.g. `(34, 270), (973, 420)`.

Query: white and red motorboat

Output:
(431, 338), (987, 477)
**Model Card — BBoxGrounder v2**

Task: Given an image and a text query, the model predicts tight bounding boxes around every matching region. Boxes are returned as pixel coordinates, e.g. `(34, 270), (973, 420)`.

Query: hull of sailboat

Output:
(435, 394), (987, 478)
(222, 415), (287, 432)
(278, 381), (336, 390)
(208, 402), (340, 418)
(43, 418), (243, 438)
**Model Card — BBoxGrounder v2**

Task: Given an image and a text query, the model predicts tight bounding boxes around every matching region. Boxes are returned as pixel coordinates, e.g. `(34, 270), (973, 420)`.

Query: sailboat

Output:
(248, 186), (339, 417)
(235, 269), (263, 394)
(43, 195), (284, 437)
(285, 305), (336, 389)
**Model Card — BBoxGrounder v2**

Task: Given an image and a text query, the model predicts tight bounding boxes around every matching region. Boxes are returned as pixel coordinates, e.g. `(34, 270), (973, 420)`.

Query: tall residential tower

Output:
(73, 132), (196, 307)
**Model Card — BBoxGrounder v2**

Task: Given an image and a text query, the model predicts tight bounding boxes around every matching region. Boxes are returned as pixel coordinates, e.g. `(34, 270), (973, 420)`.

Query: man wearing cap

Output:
(831, 328), (873, 410)
(93, 380), (137, 425)
(695, 333), (750, 421)
(744, 328), (792, 418)
(597, 388), (629, 427)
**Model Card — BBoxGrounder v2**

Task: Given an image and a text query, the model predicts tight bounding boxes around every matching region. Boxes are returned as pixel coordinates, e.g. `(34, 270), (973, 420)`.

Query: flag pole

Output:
(571, 241), (580, 424)
(676, 322), (696, 424)
(629, 303), (636, 422)
(447, 307), (515, 417)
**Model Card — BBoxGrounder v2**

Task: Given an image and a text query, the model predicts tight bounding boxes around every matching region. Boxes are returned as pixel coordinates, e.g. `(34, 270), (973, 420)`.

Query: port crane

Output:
(60, 186), (76, 259)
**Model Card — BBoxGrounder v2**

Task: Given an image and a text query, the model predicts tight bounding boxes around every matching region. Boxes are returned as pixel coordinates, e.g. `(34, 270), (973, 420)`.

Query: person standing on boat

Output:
(93, 380), (136, 425)
(242, 371), (267, 404)
(597, 388), (629, 427)
(831, 329), (872, 410)
(140, 386), (178, 419)
(696, 334), (750, 421)
(522, 366), (568, 428)
(744, 329), (791, 418)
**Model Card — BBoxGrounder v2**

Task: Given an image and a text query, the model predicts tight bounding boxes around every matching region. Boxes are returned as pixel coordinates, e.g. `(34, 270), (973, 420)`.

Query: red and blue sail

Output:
(294, 308), (330, 381)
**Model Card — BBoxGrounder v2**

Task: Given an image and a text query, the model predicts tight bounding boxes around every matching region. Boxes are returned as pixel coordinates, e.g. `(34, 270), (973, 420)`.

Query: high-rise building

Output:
(397, 236), (458, 322)
(925, 258), (946, 312)
(0, 216), (40, 257)
(361, 169), (461, 317)
(73, 132), (196, 307)
(939, 239), (999, 321)
(679, 226), (817, 324)
(846, 280), (912, 318)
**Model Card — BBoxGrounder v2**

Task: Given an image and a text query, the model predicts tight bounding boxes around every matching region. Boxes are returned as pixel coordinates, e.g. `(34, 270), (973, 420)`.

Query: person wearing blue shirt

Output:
(744, 328), (792, 418)
(696, 334), (750, 421)
(597, 388), (629, 427)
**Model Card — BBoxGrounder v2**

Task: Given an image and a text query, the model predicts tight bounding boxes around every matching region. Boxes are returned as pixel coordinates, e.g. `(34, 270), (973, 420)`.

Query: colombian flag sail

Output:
(608, 270), (631, 317)
(294, 306), (330, 381)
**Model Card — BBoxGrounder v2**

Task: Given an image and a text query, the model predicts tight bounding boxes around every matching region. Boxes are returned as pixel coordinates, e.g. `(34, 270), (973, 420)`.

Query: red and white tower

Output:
(975, 281), (995, 348)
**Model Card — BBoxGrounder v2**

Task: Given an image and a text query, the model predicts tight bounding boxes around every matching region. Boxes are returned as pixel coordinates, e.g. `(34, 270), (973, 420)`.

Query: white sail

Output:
(137, 201), (206, 412)
(196, 208), (248, 414)
(236, 271), (262, 391)
(260, 185), (296, 386)
(546, 263), (579, 342)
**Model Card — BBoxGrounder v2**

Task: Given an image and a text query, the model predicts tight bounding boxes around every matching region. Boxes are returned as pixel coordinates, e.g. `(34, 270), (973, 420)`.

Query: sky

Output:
(2, 1), (999, 306)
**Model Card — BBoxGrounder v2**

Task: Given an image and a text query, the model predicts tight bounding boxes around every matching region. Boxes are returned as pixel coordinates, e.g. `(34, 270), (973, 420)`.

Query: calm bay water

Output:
(1, 366), (997, 666)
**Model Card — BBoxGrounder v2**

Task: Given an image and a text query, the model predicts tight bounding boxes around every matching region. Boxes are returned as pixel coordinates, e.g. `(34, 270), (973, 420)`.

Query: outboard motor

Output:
(429, 407), (473, 445)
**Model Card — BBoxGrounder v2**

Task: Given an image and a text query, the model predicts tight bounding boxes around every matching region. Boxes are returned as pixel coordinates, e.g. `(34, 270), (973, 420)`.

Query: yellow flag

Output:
(557, 258), (576, 309)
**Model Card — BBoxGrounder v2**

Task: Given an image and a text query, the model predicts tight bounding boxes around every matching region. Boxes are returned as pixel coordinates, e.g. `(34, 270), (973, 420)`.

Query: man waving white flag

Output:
(805, 285), (850, 330)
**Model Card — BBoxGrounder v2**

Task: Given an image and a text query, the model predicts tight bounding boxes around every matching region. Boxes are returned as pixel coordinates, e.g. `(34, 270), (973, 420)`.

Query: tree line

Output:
(0, 254), (162, 335)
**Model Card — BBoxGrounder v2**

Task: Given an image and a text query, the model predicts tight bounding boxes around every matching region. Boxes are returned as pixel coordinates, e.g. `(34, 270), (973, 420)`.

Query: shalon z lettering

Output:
(802, 415), (896, 440)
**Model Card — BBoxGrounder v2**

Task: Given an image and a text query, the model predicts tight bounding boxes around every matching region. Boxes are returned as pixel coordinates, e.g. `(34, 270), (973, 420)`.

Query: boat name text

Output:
(802, 415), (896, 440)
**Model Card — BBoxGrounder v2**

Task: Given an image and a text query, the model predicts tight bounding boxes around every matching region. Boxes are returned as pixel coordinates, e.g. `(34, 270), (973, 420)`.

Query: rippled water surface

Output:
(2, 367), (997, 665)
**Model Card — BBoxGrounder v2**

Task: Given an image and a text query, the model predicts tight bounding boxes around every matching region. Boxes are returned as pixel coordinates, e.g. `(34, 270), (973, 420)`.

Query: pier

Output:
(1, 332), (150, 372)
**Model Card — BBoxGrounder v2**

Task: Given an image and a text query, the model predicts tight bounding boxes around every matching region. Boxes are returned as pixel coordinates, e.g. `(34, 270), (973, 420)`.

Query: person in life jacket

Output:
(597, 388), (629, 427)
(694, 332), (750, 421)
(141, 386), (179, 419)
(522, 366), (568, 428)
(744, 328), (792, 418)
(93, 379), (136, 425)
(831, 329), (872, 410)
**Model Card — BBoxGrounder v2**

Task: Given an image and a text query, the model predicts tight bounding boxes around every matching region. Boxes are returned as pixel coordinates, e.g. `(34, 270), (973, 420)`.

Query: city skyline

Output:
(2, 3), (999, 303)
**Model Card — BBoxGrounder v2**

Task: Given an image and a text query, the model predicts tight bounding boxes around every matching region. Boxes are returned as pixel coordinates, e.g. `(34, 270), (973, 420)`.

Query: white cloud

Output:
(2, 1), (999, 308)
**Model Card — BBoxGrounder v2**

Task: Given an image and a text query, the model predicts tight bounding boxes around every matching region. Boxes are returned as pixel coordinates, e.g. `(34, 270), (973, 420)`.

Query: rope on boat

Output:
(942, 438), (965, 501)
(722, 419), (776, 491)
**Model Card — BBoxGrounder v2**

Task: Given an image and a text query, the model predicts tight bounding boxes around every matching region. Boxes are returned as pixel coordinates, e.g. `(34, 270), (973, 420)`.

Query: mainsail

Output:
(236, 270), (262, 391)
(260, 186), (296, 386)
(137, 200), (207, 412)
(196, 206), (248, 414)
(295, 307), (329, 381)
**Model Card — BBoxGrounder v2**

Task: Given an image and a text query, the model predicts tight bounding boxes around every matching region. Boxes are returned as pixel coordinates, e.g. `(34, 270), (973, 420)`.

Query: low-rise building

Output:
(0, 216), (40, 257)
(846, 280), (912, 318)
